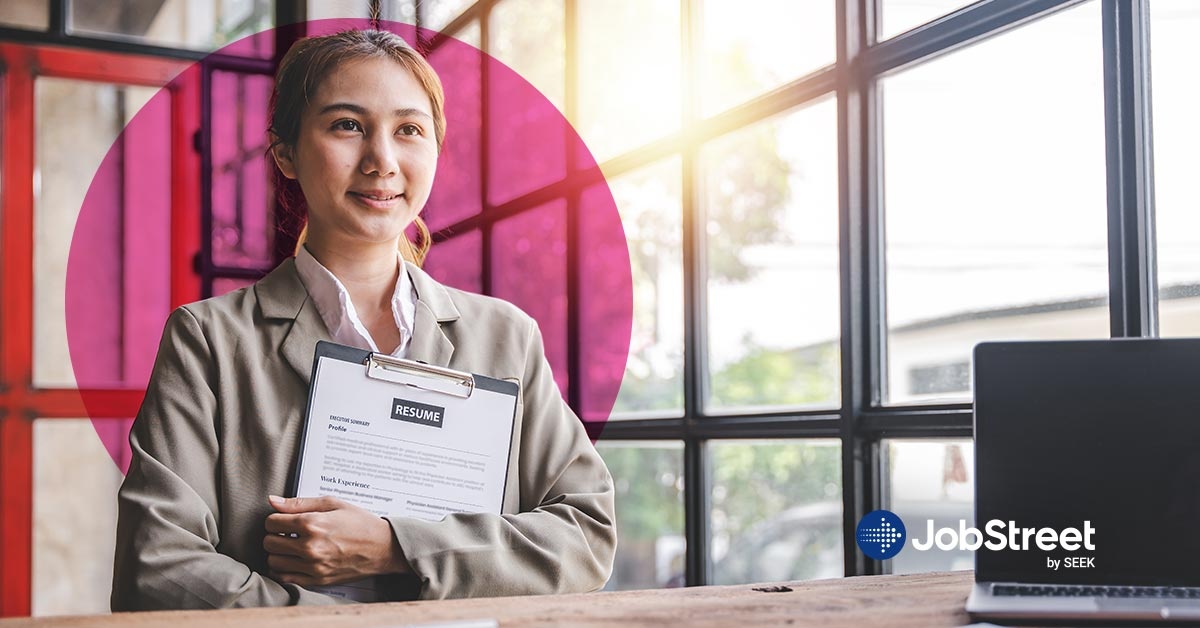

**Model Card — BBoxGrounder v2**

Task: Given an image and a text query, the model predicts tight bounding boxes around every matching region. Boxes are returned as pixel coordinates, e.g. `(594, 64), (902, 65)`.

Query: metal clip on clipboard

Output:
(364, 353), (476, 399)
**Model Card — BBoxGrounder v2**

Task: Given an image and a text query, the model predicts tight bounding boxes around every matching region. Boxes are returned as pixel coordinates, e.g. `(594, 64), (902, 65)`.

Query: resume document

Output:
(291, 346), (518, 601)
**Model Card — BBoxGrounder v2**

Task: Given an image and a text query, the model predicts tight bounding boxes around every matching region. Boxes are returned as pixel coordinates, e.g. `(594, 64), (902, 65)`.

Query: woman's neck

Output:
(303, 234), (400, 316)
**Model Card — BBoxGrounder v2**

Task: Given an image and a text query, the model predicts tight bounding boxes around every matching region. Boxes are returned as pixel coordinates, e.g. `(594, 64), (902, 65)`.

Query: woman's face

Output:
(274, 56), (438, 246)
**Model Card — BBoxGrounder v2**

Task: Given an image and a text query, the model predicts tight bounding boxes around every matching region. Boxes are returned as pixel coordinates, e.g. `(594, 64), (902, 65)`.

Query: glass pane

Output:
(698, 0), (835, 117)
(1151, 0), (1200, 337)
(880, 0), (977, 41)
(69, 0), (274, 56)
(420, 0), (473, 32)
(602, 159), (683, 419)
(595, 441), (685, 590)
(382, 0), (416, 23)
(578, 184), (633, 422)
(452, 16), (480, 47)
(35, 79), (169, 389)
(710, 440), (843, 585)
(882, 1), (1108, 405)
(490, 202), (568, 394)
(0, 0), (48, 30)
(306, 0), (369, 19)
(489, 0), (564, 111)
(883, 439), (974, 574)
(33, 418), (127, 616)
(576, 0), (681, 163)
(487, 0), (567, 206)
(212, 70), (275, 269)
(423, 230), (482, 293)
(425, 20), (483, 232)
(702, 98), (840, 412)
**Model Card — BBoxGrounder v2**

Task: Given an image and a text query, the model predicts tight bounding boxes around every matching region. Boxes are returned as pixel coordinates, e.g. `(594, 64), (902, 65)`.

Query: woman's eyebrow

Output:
(316, 102), (433, 120)
(317, 102), (367, 116)
(393, 107), (434, 121)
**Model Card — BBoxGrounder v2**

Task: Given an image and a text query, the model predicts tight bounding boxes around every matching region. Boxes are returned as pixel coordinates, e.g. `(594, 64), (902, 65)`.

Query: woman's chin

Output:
(341, 219), (413, 245)
(307, 228), (404, 250)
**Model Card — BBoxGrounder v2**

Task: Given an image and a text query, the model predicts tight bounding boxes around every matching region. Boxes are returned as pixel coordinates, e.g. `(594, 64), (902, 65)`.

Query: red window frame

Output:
(0, 42), (199, 617)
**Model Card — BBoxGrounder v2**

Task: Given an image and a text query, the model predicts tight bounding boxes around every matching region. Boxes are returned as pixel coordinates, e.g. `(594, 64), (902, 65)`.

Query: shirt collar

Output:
(293, 244), (416, 356)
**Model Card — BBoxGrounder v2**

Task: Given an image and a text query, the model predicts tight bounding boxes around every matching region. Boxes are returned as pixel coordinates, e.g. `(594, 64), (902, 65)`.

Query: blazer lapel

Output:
(255, 258), (332, 386)
(405, 261), (461, 368)
(279, 299), (330, 386)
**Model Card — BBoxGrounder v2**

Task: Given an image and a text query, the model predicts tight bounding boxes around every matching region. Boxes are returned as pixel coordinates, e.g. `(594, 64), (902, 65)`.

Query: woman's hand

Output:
(263, 495), (410, 587)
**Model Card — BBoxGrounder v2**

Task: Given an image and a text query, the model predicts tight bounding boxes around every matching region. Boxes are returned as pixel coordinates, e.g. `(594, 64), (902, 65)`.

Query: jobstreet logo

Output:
(855, 510), (907, 560)
(855, 511), (1097, 568)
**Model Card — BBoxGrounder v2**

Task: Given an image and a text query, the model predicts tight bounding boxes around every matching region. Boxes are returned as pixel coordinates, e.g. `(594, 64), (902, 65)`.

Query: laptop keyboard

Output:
(994, 584), (1200, 599)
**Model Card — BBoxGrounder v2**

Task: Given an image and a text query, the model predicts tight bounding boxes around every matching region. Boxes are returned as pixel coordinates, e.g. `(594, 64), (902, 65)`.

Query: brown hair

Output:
(269, 29), (445, 266)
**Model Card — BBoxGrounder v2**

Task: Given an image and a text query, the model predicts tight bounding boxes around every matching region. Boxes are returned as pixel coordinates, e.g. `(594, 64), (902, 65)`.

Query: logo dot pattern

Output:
(855, 510), (907, 560)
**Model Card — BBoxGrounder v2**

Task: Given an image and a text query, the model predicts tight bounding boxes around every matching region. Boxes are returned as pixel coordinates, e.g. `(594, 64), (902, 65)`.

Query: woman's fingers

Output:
(264, 512), (312, 535)
(262, 532), (307, 557)
(267, 553), (320, 577)
(269, 494), (343, 513)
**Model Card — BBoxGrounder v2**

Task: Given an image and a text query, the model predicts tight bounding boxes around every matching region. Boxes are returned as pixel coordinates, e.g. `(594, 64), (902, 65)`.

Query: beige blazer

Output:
(111, 259), (616, 611)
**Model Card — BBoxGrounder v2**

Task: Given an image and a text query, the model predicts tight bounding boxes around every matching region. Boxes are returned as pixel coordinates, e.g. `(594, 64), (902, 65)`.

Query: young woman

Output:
(111, 29), (615, 610)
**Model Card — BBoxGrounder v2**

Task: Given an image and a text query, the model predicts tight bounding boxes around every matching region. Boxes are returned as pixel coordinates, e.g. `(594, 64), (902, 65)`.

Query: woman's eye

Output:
(399, 124), (422, 136)
(334, 119), (362, 132)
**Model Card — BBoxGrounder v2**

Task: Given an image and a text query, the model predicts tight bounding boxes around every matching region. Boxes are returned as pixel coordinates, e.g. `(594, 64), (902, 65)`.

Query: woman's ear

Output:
(270, 138), (298, 180)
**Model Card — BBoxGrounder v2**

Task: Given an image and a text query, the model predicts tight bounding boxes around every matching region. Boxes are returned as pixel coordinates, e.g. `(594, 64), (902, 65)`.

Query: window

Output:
(697, 0), (834, 116)
(596, 441), (685, 590)
(69, 0), (274, 56)
(34, 79), (169, 389)
(575, 0), (681, 163)
(0, 0), (48, 30)
(882, 0), (1108, 404)
(710, 440), (843, 585)
(418, 0), (473, 32)
(883, 439), (974, 574)
(879, 0), (977, 40)
(1150, 0), (1200, 337)
(491, 201), (570, 391)
(702, 98), (840, 412)
(906, 362), (969, 397)
(210, 71), (274, 269)
(603, 158), (685, 418)
(33, 419), (127, 616)
(1, 41), (194, 617)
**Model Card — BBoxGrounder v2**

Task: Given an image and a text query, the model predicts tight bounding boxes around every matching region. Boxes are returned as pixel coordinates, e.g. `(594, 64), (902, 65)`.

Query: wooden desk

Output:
(0, 571), (975, 627)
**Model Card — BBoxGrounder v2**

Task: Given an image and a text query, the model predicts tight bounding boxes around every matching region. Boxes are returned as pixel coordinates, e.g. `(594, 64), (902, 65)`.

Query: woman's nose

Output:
(360, 133), (398, 177)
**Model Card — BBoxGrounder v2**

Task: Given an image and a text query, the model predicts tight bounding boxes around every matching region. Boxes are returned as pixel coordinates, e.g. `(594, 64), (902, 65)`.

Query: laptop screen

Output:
(973, 339), (1200, 586)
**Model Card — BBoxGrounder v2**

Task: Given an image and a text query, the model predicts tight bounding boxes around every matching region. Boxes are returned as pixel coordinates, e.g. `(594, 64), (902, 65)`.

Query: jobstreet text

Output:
(911, 520), (1096, 552)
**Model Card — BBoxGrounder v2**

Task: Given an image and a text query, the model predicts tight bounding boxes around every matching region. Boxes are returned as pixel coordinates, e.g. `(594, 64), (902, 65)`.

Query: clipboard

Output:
(284, 341), (520, 602)
(288, 341), (519, 513)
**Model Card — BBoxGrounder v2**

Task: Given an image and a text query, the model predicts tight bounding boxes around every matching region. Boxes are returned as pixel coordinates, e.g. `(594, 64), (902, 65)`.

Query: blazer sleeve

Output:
(386, 319), (617, 599)
(111, 307), (351, 610)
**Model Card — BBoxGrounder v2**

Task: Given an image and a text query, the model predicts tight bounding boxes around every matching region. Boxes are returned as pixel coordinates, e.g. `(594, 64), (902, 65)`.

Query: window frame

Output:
(426, 0), (1155, 583)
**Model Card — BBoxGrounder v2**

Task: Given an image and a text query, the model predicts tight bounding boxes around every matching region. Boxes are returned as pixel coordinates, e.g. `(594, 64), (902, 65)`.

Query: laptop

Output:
(966, 338), (1200, 623)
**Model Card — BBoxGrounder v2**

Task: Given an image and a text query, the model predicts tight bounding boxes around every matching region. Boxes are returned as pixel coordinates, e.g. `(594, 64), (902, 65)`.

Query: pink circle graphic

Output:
(66, 20), (632, 473)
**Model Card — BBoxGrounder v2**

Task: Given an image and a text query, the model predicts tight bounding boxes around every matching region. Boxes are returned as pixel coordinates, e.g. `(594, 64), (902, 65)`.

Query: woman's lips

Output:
(349, 191), (404, 209)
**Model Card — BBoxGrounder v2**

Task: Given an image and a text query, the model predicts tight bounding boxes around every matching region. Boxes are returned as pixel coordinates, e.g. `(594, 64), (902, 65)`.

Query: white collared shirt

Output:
(294, 245), (417, 357)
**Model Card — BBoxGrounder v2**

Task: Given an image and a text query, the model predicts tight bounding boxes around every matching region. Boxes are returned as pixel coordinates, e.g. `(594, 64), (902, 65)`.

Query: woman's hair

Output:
(269, 29), (445, 266)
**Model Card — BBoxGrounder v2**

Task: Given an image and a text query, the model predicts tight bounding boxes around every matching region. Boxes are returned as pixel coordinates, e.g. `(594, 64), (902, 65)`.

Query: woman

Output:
(111, 29), (616, 610)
